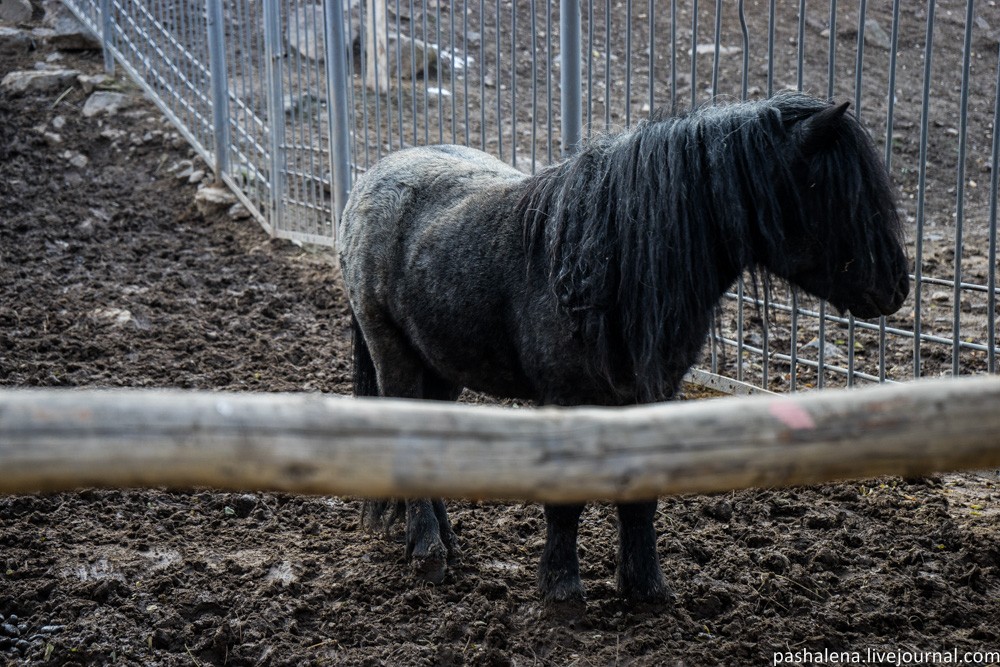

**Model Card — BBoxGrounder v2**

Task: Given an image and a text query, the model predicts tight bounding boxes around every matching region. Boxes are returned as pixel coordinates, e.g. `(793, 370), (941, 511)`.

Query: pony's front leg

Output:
(538, 503), (586, 613)
(615, 500), (673, 606)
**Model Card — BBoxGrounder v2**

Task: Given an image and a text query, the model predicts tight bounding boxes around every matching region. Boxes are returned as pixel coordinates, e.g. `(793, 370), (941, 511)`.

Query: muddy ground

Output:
(3, 4), (1000, 667)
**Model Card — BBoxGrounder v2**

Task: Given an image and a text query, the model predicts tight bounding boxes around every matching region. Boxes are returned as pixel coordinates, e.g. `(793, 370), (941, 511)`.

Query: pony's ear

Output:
(799, 101), (851, 154)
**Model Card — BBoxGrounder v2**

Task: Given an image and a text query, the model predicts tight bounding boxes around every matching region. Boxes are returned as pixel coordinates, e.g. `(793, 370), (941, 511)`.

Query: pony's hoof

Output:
(621, 583), (675, 612)
(444, 541), (462, 566)
(541, 593), (587, 622)
(410, 547), (448, 584)
(540, 581), (587, 621)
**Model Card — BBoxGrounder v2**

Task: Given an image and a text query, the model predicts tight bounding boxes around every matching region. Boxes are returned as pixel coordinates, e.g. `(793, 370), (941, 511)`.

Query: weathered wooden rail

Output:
(1, 376), (999, 501)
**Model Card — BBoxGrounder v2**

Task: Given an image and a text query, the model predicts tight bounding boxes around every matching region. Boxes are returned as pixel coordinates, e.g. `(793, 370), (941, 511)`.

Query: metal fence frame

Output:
(61, 0), (1000, 394)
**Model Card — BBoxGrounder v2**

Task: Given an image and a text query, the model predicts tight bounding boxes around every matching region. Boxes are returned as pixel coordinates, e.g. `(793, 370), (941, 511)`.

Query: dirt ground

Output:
(3, 4), (1000, 667)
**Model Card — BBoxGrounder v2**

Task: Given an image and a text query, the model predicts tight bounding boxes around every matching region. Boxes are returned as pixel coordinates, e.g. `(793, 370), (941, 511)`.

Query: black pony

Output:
(338, 93), (909, 610)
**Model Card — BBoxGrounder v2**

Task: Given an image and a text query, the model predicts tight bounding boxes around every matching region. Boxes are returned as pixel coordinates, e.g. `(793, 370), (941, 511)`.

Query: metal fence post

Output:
(99, 0), (115, 75)
(559, 0), (581, 156)
(323, 0), (353, 243)
(262, 0), (286, 237)
(206, 0), (231, 182)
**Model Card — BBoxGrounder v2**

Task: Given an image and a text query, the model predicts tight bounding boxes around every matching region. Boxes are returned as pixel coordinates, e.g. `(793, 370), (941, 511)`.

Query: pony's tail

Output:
(351, 311), (403, 531)
(351, 311), (379, 398)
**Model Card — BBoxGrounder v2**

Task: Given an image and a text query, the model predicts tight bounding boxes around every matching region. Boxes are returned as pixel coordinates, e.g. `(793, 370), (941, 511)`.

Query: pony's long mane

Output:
(518, 93), (901, 402)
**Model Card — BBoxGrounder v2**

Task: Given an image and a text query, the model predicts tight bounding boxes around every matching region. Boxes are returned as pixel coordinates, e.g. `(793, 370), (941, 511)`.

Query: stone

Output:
(228, 202), (252, 220)
(194, 185), (237, 216)
(82, 90), (131, 117)
(389, 35), (438, 80)
(91, 307), (132, 326)
(187, 169), (205, 184)
(0, 26), (31, 54)
(29, 26), (53, 41)
(51, 114), (65, 129)
(0, 68), (79, 94)
(283, 92), (325, 116)
(863, 18), (892, 50)
(43, 1), (100, 50)
(0, 0), (31, 25)
(286, 2), (358, 61)
(99, 127), (126, 141)
(691, 44), (742, 56)
(66, 151), (88, 168)
(799, 337), (845, 359)
(77, 73), (110, 94)
(931, 291), (951, 303)
(42, 131), (61, 145)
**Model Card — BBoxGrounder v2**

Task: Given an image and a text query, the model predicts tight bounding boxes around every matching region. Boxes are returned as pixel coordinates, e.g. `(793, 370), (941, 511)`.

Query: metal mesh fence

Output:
(60, 0), (1000, 393)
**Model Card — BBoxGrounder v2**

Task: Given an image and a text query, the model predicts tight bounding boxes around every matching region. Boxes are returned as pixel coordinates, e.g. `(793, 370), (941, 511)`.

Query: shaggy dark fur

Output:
(519, 93), (905, 402)
(338, 93), (909, 610)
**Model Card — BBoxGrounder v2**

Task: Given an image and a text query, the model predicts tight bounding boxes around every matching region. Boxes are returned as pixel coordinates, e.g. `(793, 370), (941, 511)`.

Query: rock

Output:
(232, 493), (258, 517)
(863, 18), (892, 50)
(391, 35), (438, 79)
(64, 150), (88, 168)
(283, 92), (325, 116)
(287, 0), (440, 80)
(43, 1), (100, 50)
(690, 44), (742, 56)
(82, 90), (132, 117)
(29, 26), (53, 41)
(286, 2), (358, 61)
(194, 185), (237, 216)
(167, 159), (191, 173)
(799, 337), (844, 358)
(51, 114), (65, 129)
(426, 86), (451, 99)
(931, 291), (951, 303)
(0, 0), (32, 25)
(99, 127), (126, 141)
(0, 26), (31, 54)
(91, 307), (132, 326)
(42, 131), (61, 145)
(77, 73), (110, 94)
(0, 68), (79, 94)
(187, 169), (205, 184)
(228, 202), (252, 220)
(287, 4), (323, 61)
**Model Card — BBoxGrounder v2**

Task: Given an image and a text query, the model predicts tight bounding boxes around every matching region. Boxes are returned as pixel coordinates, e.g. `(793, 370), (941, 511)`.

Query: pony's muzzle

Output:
(860, 270), (909, 318)
(890, 270), (910, 312)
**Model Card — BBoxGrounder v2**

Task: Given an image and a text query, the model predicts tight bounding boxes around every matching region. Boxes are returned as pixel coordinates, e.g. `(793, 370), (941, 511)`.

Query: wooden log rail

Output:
(1, 376), (999, 501)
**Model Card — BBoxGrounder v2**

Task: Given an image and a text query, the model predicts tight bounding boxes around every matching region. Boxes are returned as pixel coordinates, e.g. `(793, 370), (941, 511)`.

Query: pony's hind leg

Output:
(396, 369), (462, 582)
(615, 501), (673, 607)
(420, 371), (462, 567)
(405, 499), (450, 583)
(538, 503), (587, 615)
(354, 314), (460, 583)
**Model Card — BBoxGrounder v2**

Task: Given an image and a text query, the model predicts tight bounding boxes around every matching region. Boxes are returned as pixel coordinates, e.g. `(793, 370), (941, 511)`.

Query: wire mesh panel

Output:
(321, 0), (1000, 390)
(59, 0), (1000, 392)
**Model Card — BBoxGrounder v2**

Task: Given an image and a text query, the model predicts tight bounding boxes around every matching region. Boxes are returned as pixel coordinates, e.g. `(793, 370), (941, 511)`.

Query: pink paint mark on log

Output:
(768, 402), (816, 430)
